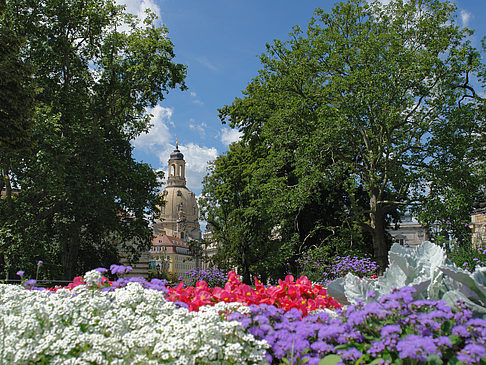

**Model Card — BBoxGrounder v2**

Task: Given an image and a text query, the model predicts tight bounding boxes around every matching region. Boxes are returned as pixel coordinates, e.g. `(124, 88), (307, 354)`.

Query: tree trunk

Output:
(61, 220), (81, 280)
(1, 166), (13, 213)
(240, 246), (251, 284)
(370, 191), (388, 272)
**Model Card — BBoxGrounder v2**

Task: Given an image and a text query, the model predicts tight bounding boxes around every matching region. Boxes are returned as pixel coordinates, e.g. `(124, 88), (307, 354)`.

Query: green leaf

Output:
(319, 354), (342, 365)
(426, 354), (443, 365)
(366, 358), (384, 365)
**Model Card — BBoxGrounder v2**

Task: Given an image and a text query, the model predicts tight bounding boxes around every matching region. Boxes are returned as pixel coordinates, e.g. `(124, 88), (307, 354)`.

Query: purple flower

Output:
(110, 264), (129, 275)
(95, 267), (108, 273)
(457, 344), (486, 364)
(37, 260), (43, 266)
(16, 270), (24, 277)
(25, 279), (37, 287)
(339, 348), (362, 361)
(434, 336), (452, 348)
(452, 325), (471, 338)
(368, 339), (386, 357)
(380, 324), (401, 337)
(310, 340), (333, 354)
(396, 335), (438, 361)
(173, 301), (189, 309)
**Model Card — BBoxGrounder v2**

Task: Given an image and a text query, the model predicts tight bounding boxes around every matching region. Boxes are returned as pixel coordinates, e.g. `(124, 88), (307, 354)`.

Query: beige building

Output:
(122, 143), (203, 278)
(471, 201), (486, 247)
(388, 213), (429, 248)
(149, 234), (196, 277)
(153, 143), (202, 242)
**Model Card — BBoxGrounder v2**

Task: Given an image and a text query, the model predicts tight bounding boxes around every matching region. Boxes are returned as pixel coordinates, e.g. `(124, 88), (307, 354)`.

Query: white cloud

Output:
(132, 105), (173, 151)
(115, 0), (162, 27)
(196, 56), (218, 72)
(189, 91), (204, 105)
(219, 127), (242, 146)
(157, 143), (218, 193)
(460, 9), (472, 27)
(189, 119), (207, 137)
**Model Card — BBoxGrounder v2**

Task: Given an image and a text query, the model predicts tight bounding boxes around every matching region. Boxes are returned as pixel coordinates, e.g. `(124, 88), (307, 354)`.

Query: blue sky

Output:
(124, 0), (486, 199)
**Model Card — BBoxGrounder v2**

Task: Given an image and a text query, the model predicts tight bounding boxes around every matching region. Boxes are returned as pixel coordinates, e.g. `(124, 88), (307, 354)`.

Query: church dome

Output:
(160, 186), (199, 223)
(170, 148), (184, 160)
(153, 141), (201, 241)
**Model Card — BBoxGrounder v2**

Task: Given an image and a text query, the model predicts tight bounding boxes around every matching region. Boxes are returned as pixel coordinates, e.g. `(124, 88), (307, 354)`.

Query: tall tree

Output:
(0, 0), (186, 279)
(219, 0), (484, 269)
(0, 0), (35, 152)
(200, 141), (276, 284)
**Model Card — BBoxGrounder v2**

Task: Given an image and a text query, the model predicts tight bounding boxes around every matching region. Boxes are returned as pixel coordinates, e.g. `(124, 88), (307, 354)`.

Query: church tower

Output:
(154, 140), (202, 242)
(167, 139), (186, 187)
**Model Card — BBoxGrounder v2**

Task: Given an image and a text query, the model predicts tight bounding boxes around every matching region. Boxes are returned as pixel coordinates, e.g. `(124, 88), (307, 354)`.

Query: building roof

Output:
(151, 234), (188, 248)
(169, 148), (184, 160)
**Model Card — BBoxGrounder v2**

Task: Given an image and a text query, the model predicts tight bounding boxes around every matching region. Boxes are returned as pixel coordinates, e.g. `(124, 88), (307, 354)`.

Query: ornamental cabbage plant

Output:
(327, 241), (486, 318)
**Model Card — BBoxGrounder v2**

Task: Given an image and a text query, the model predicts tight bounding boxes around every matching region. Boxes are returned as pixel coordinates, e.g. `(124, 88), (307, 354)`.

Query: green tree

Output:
(219, 0), (484, 269)
(0, 0), (186, 279)
(0, 0), (35, 152)
(200, 141), (276, 284)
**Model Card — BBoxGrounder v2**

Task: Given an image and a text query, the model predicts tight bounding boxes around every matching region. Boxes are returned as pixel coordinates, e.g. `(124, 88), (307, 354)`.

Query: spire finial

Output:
(176, 137), (178, 149)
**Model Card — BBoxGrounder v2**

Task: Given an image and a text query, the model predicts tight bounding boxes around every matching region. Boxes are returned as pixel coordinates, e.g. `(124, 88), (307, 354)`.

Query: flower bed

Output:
(0, 273), (267, 364)
(166, 271), (341, 315)
(3, 267), (486, 364)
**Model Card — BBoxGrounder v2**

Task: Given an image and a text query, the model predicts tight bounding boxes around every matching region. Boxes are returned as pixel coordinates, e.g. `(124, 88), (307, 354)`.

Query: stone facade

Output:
(388, 213), (429, 248)
(471, 206), (486, 248)
(148, 234), (196, 278)
(121, 143), (202, 278)
(153, 143), (202, 242)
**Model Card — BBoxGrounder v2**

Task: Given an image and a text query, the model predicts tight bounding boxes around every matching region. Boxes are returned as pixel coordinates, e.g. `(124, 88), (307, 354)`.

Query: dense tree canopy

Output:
(0, 0), (35, 152)
(206, 0), (485, 272)
(0, 0), (186, 279)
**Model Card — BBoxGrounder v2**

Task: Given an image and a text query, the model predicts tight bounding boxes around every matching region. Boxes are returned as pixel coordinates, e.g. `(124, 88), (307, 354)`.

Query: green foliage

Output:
(449, 245), (486, 272)
(200, 141), (276, 284)
(218, 0), (485, 270)
(0, 0), (186, 279)
(0, 1), (35, 152)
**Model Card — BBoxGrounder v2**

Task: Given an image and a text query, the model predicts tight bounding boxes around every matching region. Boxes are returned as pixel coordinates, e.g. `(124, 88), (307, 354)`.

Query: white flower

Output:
(0, 279), (267, 364)
(83, 269), (103, 287)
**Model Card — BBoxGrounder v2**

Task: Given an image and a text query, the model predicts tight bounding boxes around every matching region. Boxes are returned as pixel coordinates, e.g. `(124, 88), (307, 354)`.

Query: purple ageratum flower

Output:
(173, 301), (189, 309)
(452, 325), (471, 338)
(227, 312), (245, 322)
(110, 264), (129, 275)
(368, 339), (386, 357)
(16, 270), (24, 277)
(310, 340), (334, 354)
(380, 324), (401, 337)
(457, 344), (486, 364)
(381, 286), (415, 305)
(396, 335), (438, 362)
(339, 348), (362, 362)
(95, 267), (108, 273)
(434, 336), (452, 348)
(25, 279), (36, 287)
